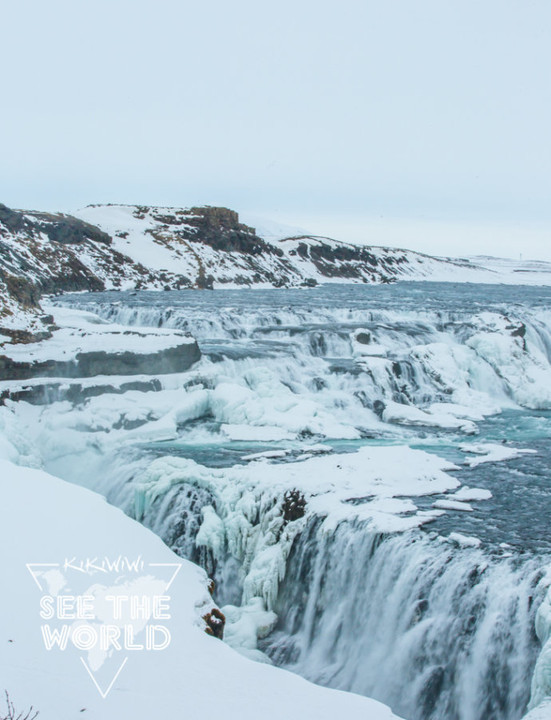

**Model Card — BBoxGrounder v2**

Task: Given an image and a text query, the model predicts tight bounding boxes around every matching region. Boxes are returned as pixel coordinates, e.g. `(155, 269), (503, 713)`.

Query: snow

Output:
(75, 205), (195, 273)
(196, 505), (226, 558)
(242, 449), (290, 461)
(303, 443), (333, 454)
(7, 203), (551, 345)
(237, 212), (309, 243)
(69, 204), (551, 289)
(470, 256), (551, 287)
(460, 443), (537, 468)
(2, 305), (195, 364)
(451, 486), (493, 501)
(433, 499), (474, 512)
(428, 402), (487, 422)
(382, 400), (478, 434)
(523, 701), (551, 720)
(448, 532), (482, 548)
(222, 598), (278, 662)
(0, 458), (401, 720)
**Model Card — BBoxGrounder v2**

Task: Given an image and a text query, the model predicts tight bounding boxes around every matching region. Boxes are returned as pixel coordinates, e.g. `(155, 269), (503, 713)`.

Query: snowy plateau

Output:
(2, 202), (551, 720)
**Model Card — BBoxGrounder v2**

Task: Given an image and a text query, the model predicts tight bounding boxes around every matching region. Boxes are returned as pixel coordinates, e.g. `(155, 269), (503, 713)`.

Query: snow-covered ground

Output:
(469, 256), (551, 286)
(0, 457), (400, 720)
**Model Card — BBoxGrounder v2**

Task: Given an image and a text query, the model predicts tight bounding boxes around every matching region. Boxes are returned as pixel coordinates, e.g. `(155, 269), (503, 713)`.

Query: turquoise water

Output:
(60, 283), (551, 554)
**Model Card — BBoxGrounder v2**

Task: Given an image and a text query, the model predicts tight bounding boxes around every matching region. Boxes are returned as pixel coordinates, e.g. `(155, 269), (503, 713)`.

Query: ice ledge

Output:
(0, 306), (201, 381)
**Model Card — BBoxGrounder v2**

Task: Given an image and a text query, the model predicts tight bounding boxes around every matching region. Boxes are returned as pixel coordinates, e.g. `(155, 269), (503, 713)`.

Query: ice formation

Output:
(2, 283), (551, 720)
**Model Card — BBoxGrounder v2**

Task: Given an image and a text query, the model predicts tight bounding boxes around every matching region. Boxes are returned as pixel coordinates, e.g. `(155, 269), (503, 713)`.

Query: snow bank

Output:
(433, 499), (474, 512)
(451, 486), (493, 501)
(0, 459), (400, 720)
(382, 400), (477, 434)
(523, 700), (551, 720)
(448, 532), (482, 548)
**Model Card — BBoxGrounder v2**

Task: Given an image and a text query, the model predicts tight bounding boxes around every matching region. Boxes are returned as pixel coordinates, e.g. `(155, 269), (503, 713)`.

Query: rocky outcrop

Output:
(2, 273), (41, 309)
(281, 489), (306, 523)
(203, 608), (226, 640)
(185, 206), (283, 257)
(0, 204), (111, 245)
(0, 204), (154, 341)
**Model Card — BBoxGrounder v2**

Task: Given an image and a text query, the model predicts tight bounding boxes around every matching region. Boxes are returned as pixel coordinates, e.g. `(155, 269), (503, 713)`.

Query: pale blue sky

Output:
(2, 0), (550, 258)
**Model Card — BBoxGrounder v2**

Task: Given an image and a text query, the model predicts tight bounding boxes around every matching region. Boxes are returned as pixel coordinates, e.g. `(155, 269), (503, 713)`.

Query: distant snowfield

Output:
(0, 457), (400, 720)
(240, 210), (551, 286)
(466, 255), (551, 286)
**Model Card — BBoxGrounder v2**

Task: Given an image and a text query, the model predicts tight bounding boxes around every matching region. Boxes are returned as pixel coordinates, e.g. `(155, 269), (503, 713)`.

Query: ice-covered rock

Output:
(0, 306), (200, 381)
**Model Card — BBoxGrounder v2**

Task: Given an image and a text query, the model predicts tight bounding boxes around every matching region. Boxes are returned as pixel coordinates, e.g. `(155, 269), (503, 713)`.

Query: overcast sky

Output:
(2, 0), (550, 259)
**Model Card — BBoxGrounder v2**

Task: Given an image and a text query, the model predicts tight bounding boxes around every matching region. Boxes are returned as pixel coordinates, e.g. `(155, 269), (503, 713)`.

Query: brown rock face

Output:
(282, 489), (306, 522)
(203, 608), (226, 640)
(185, 206), (283, 257)
(2, 274), (41, 309)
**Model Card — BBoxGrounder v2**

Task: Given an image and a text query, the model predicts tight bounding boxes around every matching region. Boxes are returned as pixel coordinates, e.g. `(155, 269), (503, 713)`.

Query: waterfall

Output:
(53, 291), (551, 417)
(124, 464), (550, 720)
(44, 285), (551, 720)
(263, 521), (548, 720)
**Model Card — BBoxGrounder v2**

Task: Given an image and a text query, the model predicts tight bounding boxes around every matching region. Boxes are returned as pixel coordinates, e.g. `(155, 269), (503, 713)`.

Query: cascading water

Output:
(263, 521), (547, 720)
(39, 282), (551, 720)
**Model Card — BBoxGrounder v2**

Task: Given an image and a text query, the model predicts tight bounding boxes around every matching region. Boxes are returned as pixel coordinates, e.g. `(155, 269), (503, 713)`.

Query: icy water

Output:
(139, 411), (551, 554)
(66, 281), (551, 312)
(64, 282), (551, 553)
(413, 415), (551, 553)
(58, 283), (551, 720)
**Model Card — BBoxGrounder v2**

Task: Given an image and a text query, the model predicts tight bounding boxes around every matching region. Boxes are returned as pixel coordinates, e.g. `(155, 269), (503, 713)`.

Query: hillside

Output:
(1, 201), (546, 343)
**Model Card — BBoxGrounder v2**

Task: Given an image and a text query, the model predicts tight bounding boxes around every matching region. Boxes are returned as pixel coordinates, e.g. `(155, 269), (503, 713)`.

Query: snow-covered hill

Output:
(2, 200), (551, 342)
(73, 204), (496, 290)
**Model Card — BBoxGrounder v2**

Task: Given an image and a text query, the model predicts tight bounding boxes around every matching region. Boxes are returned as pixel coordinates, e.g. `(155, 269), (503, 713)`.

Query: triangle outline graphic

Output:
(148, 562), (182, 591)
(26, 563), (60, 592)
(80, 656), (128, 699)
